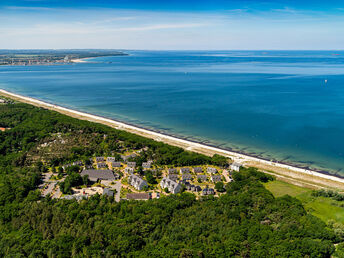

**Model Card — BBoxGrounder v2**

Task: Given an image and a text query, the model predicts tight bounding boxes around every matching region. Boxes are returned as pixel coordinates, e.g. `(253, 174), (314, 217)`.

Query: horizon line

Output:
(1, 48), (344, 51)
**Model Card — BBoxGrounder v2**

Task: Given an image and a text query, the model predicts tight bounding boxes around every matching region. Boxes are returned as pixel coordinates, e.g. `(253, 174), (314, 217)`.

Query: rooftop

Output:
(103, 188), (114, 197)
(127, 193), (151, 200)
(168, 168), (177, 174)
(81, 169), (116, 181)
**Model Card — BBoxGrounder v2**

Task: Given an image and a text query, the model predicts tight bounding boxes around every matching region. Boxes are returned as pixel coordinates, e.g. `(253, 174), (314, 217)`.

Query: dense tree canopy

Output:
(0, 170), (338, 257)
(0, 103), (227, 167)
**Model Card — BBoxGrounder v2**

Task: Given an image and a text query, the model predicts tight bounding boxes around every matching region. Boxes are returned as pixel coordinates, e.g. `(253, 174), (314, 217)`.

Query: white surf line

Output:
(1, 88), (344, 184)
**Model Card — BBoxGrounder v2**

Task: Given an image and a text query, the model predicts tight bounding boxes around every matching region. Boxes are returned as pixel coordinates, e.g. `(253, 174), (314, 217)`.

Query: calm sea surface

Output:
(1, 51), (344, 174)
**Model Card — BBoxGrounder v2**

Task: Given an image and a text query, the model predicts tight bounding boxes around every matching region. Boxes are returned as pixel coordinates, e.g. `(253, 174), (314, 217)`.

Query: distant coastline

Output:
(70, 58), (89, 63)
(0, 49), (128, 66)
(1, 88), (344, 190)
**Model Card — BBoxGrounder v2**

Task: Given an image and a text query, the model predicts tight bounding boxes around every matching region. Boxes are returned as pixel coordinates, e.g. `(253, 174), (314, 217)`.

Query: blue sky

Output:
(1, 0), (343, 49)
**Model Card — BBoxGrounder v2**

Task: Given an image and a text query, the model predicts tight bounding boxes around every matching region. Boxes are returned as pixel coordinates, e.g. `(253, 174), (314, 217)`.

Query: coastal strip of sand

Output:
(1, 88), (344, 190)
(70, 58), (88, 63)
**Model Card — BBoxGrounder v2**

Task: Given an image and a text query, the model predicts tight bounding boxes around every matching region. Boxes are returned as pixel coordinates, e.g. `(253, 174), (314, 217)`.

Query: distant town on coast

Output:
(0, 49), (127, 66)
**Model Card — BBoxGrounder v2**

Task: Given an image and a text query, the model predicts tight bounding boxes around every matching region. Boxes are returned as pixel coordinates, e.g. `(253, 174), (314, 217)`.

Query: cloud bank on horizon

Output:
(0, 0), (343, 50)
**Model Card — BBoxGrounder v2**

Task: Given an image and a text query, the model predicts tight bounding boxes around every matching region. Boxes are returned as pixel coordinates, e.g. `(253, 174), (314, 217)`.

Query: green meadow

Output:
(264, 180), (344, 224)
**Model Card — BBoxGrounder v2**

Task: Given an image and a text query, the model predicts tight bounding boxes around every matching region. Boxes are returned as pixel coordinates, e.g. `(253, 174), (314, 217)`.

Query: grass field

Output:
(264, 180), (344, 224)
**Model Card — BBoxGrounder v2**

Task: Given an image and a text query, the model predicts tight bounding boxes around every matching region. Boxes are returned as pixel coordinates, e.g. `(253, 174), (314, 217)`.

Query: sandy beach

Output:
(1, 88), (344, 190)
(70, 58), (88, 63)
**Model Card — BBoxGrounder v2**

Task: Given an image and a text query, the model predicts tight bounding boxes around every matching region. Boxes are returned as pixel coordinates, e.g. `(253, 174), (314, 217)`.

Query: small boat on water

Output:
(325, 79), (328, 83)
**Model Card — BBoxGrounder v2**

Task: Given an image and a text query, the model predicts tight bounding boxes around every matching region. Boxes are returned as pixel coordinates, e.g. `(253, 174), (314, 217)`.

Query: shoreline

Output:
(70, 53), (129, 63)
(70, 57), (89, 63)
(70, 59), (87, 63)
(2, 88), (344, 189)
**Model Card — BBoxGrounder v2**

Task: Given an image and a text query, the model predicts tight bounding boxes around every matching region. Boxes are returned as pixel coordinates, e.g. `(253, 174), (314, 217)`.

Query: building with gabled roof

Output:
(160, 177), (182, 194)
(197, 175), (207, 182)
(168, 174), (179, 181)
(193, 167), (203, 173)
(180, 167), (190, 174)
(202, 188), (215, 196)
(121, 153), (137, 161)
(96, 163), (107, 169)
(231, 162), (242, 172)
(207, 167), (217, 174)
(103, 188), (114, 197)
(142, 162), (151, 169)
(81, 169), (116, 182)
(128, 174), (148, 190)
(211, 175), (222, 183)
(72, 161), (83, 166)
(127, 162), (136, 168)
(182, 174), (192, 181)
(127, 193), (151, 200)
(168, 168), (177, 174)
(96, 157), (105, 162)
(194, 185), (202, 192)
(125, 167), (134, 173)
(107, 157), (116, 162)
(111, 162), (121, 168)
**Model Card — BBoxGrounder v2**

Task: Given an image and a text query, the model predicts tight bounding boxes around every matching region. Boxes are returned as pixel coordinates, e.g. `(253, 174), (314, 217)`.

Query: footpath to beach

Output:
(1, 88), (344, 190)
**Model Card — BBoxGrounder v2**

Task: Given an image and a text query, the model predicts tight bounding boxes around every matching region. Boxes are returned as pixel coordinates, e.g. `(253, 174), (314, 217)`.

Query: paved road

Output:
(42, 172), (52, 183)
(102, 180), (122, 202)
(113, 181), (121, 202)
(42, 182), (56, 197)
(52, 186), (61, 199)
(222, 170), (232, 183)
(38, 172), (53, 189)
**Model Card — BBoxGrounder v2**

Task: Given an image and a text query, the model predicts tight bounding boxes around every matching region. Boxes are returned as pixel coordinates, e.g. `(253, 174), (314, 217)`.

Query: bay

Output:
(1, 50), (344, 174)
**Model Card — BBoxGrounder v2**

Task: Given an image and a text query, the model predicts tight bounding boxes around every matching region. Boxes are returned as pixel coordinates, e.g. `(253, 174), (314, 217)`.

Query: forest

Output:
(0, 101), (343, 257)
(0, 102), (228, 168)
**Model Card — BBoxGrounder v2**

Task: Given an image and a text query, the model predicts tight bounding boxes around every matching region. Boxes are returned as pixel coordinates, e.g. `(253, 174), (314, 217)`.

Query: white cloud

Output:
(112, 23), (205, 32)
(4, 6), (54, 11)
(0, 7), (344, 49)
(0, 21), (206, 37)
(89, 16), (137, 25)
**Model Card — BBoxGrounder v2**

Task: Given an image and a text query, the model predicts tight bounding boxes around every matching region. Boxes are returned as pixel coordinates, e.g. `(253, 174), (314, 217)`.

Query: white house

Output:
(206, 167), (217, 174)
(230, 162), (242, 172)
(107, 157), (116, 162)
(96, 163), (107, 169)
(160, 177), (182, 194)
(142, 162), (151, 169)
(125, 167), (134, 173)
(128, 174), (148, 190)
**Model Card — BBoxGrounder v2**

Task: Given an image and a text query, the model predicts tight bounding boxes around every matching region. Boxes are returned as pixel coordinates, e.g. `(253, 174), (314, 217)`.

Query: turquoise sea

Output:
(1, 51), (344, 175)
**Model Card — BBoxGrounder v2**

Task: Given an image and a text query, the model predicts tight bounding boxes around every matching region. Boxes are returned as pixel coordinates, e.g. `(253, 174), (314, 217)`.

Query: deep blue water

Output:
(1, 50), (344, 174)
